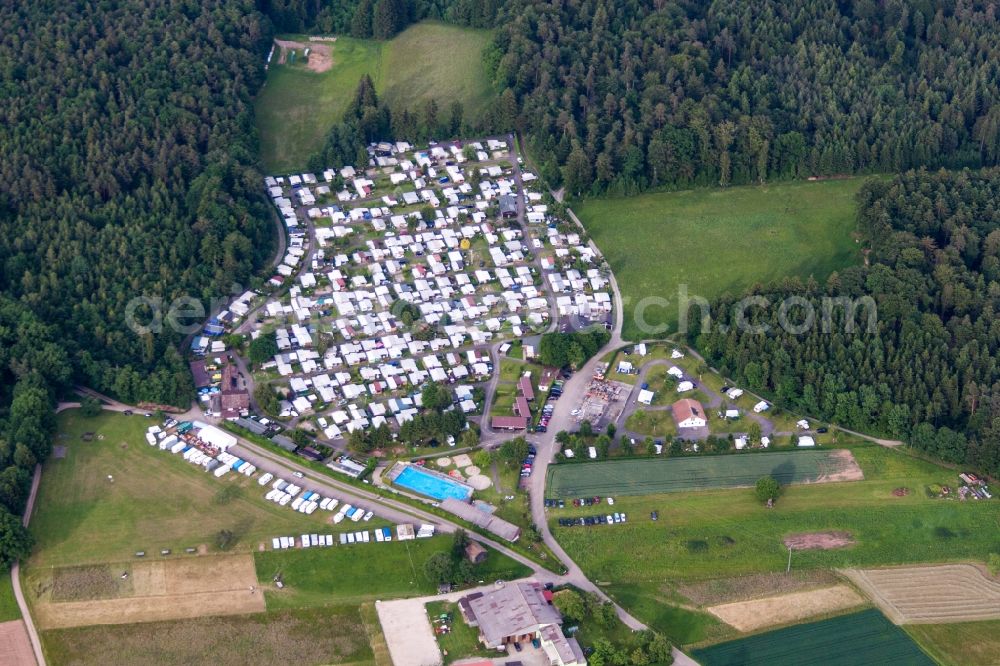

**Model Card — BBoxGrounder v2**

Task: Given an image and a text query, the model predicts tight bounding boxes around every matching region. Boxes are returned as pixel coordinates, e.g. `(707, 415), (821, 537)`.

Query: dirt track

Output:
(0, 620), (35, 666)
(784, 531), (855, 551)
(844, 564), (1000, 624)
(707, 585), (864, 632)
(33, 554), (263, 629)
(274, 39), (333, 73)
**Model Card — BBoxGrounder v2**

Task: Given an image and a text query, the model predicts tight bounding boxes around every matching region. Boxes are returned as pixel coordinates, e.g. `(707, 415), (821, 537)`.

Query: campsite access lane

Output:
(228, 434), (552, 575)
(229, 442), (432, 530)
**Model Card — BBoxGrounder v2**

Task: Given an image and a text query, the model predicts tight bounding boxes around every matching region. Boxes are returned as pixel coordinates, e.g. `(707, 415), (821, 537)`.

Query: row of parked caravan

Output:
(257, 472), (375, 522)
(145, 426), (257, 478)
(271, 534), (336, 549)
(270, 527), (397, 550)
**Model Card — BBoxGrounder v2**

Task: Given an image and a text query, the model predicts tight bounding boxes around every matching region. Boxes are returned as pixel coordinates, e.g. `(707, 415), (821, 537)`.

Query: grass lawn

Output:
(28, 410), (348, 569)
(602, 582), (730, 646)
(906, 620), (1000, 666)
(552, 446), (999, 586)
(693, 609), (934, 665)
(426, 600), (492, 664)
(255, 536), (531, 609)
(40, 605), (374, 666)
(256, 22), (494, 173)
(623, 410), (676, 438)
(0, 571), (20, 622)
(575, 179), (866, 340)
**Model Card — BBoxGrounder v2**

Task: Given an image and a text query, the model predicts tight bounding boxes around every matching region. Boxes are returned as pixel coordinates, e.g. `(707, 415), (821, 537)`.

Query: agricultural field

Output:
(256, 22), (494, 172)
(843, 564), (1000, 624)
(546, 449), (862, 496)
(551, 445), (1000, 639)
(28, 410), (354, 568)
(575, 178), (865, 340)
(255, 538), (531, 609)
(693, 609), (934, 665)
(40, 605), (375, 666)
(907, 620), (1000, 666)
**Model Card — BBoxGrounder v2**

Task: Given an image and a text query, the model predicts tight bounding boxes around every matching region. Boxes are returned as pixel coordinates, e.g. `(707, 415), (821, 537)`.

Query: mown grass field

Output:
(552, 446), (1000, 598)
(255, 538), (531, 609)
(907, 620), (1000, 666)
(547, 449), (857, 497)
(693, 609), (934, 665)
(28, 410), (350, 569)
(256, 22), (494, 173)
(40, 605), (375, 666)
(575, 179), (866, 340)
(0, 572), (19, 622)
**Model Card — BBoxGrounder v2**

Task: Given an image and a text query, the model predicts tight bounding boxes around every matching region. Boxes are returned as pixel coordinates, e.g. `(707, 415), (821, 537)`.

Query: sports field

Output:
(256, 22), (494, 173)
(693, 609), (934, 665)
(547, 449), (862, 497)
(575, 178), (865, 340)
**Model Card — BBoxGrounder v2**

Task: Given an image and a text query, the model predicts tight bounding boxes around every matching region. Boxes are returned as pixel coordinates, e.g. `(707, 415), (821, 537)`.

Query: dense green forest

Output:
(0, 0), (275, 410)
(693, 169), (1000, 475)
(493, 0), (1000, 195)
(259, 0), (500, 37)
(0, 1), (279, 557)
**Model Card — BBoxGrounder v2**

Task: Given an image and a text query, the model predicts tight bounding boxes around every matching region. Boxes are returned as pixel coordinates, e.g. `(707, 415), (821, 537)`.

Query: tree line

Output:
(486, 0), (1000, 196)
(259, 0), (501, 38)
(691, 168), (1000, 476)
(0, 0), (278, 411)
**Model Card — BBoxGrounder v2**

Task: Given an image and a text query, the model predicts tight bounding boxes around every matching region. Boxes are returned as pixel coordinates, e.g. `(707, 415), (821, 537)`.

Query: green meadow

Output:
(256, 22), (494, 173)
(575, 178), (866, 340)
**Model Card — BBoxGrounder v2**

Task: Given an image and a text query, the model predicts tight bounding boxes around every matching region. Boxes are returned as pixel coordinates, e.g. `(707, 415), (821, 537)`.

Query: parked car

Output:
(817, 427), (829, 433)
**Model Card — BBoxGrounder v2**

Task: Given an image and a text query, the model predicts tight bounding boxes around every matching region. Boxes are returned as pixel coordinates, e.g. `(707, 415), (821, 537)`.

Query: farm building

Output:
(458, 582), (584, 666)
(672, 398), (707, 428)
(440, 498), (521, 542)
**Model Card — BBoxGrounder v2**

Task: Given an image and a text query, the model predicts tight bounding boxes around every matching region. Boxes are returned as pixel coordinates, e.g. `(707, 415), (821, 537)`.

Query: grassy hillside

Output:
(575, 178), (865, 340)
(256, 22), (494, 173)
(28, 410), (377, 568)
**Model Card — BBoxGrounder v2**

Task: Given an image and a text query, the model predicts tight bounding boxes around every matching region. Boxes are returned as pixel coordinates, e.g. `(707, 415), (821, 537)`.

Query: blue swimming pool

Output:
(394, 465), (473, 501)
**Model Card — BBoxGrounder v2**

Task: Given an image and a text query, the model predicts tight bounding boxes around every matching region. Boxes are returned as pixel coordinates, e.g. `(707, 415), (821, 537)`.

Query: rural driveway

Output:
(10, 463), (45, 666)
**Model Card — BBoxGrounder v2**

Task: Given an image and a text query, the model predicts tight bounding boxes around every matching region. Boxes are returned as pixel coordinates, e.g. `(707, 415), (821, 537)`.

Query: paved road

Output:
(11, 463), (45, 666)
